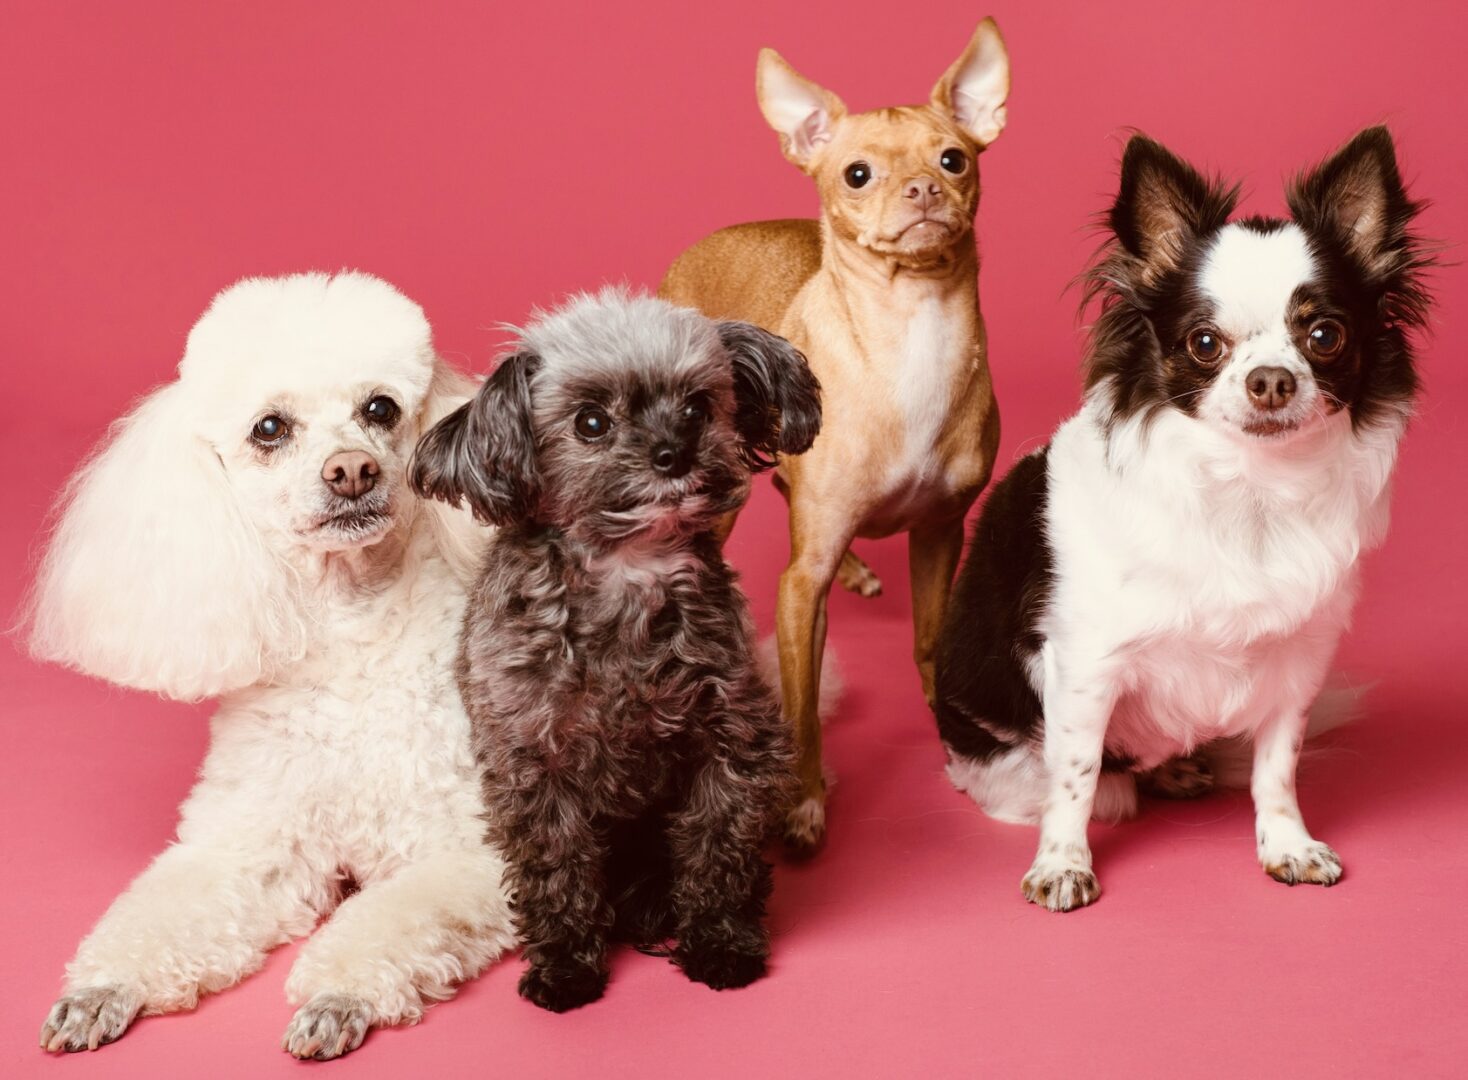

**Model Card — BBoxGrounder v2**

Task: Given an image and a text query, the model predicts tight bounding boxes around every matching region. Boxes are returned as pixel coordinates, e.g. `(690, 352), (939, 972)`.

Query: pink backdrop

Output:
(3, 2), (1465, 1077)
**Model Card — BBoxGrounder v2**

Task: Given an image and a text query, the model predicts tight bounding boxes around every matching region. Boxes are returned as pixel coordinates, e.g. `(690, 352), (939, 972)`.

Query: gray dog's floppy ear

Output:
(718, 321), (822, 470)
(410, 351), (541, 526)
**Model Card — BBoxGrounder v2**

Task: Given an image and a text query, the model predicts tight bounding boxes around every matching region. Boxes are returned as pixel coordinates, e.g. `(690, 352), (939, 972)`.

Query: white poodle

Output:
(25, 271), (514, 1059)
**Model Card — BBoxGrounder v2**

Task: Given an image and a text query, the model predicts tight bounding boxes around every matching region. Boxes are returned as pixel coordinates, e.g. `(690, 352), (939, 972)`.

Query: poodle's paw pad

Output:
(282, 994), (371, 1060)
(40, 985), (141, 1053)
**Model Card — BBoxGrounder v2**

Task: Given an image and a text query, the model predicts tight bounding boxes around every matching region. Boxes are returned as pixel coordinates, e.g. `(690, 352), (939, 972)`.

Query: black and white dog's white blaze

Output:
(933, 127), (1431, 912)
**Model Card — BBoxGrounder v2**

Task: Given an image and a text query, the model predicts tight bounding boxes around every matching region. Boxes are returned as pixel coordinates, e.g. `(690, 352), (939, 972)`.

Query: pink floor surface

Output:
(3, 2), (1466, 1077)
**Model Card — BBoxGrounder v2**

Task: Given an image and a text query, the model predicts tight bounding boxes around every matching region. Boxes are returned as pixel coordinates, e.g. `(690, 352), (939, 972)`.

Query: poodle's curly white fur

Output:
(25, 271), (514, 1060)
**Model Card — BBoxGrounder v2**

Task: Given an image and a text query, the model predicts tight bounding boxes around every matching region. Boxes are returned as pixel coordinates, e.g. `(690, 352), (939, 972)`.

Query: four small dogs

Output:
(22, 12), (1436, 1061)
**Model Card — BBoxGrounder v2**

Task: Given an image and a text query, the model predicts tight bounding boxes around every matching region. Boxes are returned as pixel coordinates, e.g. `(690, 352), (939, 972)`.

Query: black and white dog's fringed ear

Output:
(717, 321), (822, 471)
(411, 351), (542, 526)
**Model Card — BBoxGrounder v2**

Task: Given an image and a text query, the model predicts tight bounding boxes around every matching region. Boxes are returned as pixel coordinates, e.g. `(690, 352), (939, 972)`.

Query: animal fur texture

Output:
(25, 272), (515, 1057)
(933, 127), (1431, 911)
(412, 289), (820, 1011)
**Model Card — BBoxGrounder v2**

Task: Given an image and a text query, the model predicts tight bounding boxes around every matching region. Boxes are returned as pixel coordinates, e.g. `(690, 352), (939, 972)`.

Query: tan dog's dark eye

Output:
(575, 406), (612, 440)
(1306, 319), (1347, 362)
(843, 162), (872, 189)
(363, 395), (400, 426)
(940, 148), (968, 174)
(252, 415), (289, 444)
(1186, 328), (1227, 365)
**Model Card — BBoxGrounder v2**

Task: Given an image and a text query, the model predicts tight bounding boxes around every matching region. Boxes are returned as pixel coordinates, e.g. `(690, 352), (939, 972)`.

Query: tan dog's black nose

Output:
(322, 450), (380, 499)
(1245, 367), (1297, 411)
(903, 177), (943, 211)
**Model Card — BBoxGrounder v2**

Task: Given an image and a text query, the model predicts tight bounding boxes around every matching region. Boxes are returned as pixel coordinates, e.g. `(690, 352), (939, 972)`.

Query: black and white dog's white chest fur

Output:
(935, 128), (1430, 912)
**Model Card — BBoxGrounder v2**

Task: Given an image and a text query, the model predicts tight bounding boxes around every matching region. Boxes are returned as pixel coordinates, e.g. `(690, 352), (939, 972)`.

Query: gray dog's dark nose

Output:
(322, 450), (379, 499)
(651, 442), (690, 477)
(1245, 367), (1297, 411)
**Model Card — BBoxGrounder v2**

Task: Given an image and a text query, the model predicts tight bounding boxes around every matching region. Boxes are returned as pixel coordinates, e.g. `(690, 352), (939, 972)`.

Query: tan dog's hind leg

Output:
(909, 518), (966, 707)
(776, 505), (851, 854)
(772, 471), (880, 597)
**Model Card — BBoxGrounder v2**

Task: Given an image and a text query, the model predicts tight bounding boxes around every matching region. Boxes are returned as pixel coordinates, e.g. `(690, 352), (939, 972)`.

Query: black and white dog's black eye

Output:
(363, 395), (400, 426)
(575, 405), (612, 440)
(843, 161), (872, 189)
(252, 415), (290, 444)
(1186, 328), (1227, 365)
(1306, 319), (1347, 362)
(940, 147), (967, 174)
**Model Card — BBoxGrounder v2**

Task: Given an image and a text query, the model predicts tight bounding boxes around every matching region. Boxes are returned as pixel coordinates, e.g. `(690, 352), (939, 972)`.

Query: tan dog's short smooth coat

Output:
(661, 19), (1010, 850)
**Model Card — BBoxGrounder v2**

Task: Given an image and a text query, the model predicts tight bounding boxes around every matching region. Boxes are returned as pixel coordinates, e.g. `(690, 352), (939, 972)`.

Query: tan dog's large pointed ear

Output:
(931, 17), (1010, 147)
(756, 48), (847, 169)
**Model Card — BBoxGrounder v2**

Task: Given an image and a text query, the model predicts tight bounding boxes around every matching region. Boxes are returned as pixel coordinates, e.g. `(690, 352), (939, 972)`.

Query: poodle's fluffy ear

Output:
(411, 351), (541, 526)
(25, 382), (304, 701)
(414, 358), (494, 582)
(718, 321), (823, 470)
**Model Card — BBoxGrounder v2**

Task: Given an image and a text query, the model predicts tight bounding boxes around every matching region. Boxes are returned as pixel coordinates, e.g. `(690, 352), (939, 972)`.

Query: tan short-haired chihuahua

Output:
(660, 19), (1010, 851)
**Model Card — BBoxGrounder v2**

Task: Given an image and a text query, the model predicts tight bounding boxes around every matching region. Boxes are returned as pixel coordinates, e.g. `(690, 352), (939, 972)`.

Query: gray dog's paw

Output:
(40, 984), (142, 1053)
(282, 994), (372, 1061)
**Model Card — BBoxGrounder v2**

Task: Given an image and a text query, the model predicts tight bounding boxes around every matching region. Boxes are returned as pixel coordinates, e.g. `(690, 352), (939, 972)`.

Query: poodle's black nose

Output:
(651, 442), (691, 477)
(322, 450), (379, 499)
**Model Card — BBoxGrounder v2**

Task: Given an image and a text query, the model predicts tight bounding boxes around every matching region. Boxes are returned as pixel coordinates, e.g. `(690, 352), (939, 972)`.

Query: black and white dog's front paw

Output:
(1021, 850), (1100, 912)
(40, 984), (142, 1053)
(1261, 840), (1343, 887)
(518, 959), (609, 1013)
(281, 993), (372, 1060)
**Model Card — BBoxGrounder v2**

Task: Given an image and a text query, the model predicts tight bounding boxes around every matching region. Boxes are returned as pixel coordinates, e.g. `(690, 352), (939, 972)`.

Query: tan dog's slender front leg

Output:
(776, 510), (850, 854)
(908, 517), (966, 707)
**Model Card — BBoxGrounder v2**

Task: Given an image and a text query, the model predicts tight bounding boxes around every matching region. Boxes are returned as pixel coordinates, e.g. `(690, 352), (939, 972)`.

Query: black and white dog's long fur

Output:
(412, 290), (820, 1010)
(934, 128), (1431, 911)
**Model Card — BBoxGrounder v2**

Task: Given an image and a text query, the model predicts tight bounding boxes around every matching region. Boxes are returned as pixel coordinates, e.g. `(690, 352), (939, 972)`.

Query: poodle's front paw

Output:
(518, 960), (608, 1013)
(40, 985), (142, 1053)
(1262, 840), (1342, 887)
(1021, 847), (1100, 912)
(282, 994), (371, 1060)
(675, 942), (767, 991)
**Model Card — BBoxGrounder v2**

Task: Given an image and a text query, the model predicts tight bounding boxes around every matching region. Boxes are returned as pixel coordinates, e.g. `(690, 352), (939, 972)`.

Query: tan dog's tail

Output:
(756, 634), (843, 722)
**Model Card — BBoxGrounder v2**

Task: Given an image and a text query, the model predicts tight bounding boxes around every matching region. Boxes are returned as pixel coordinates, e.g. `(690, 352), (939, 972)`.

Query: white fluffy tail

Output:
(1202, 680), (1368, 789)
(756, 634), (843, 721)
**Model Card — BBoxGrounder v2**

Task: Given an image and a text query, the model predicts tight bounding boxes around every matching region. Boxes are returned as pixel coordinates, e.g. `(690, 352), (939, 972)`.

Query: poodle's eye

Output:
(574, 405), (612, 441)
(681, 395), (708, 424)
(1305, 319), (1347, 362)
(363, 395), (401, 427)
(939, 147), (968, 174)
(1185, 328), (1227, 366)
(252, 415), (290, 444)
(843, 161), (872, 189)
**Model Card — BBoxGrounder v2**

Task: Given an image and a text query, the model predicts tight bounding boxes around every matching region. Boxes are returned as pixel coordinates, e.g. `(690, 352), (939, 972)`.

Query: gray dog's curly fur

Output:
(411, 289), (822, 1011)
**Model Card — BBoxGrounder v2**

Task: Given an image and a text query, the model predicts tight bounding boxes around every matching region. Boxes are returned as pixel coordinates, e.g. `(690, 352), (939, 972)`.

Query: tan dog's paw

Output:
(282, 994), (371, 1060)
(1139, 753), (1214, 799)
(782, 795), (827, 856)
(1021, 855), (1100, 912)
(1263, 842), (1342, 887)
(836, 550), (882, 598)
(40, 985), (141, 1053)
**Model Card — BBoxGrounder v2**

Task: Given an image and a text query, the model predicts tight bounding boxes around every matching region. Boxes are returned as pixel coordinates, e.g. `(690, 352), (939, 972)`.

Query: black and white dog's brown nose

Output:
(322, 450), (379, 499)
(1245, 367), (1297, 411)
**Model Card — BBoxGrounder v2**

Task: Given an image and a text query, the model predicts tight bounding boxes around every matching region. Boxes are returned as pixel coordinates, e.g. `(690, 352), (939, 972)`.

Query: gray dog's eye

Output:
(252, 415), (290, 444)
(575, 405), (612, 441)
(363, 395), (400, 427)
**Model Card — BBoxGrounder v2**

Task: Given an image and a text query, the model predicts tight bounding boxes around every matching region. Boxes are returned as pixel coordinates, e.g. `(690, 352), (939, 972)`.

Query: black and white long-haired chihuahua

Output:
(411, 289), (821, 1009)
(934, 127), (1431, 911)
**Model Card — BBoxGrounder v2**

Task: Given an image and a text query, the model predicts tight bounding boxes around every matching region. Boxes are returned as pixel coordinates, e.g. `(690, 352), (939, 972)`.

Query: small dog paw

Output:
(1139, 753), (1214, 799)
(517, 961), (608, 1013)
(675, 944), (767, 991)
(282, 994), (371, 1060)
(836, 552), (882, 598)
(1021, 857), (1100, 912)
(782, 796), (826, 856)
(40, 985), (141, 1053)
(1262, 842), (1342, 887)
